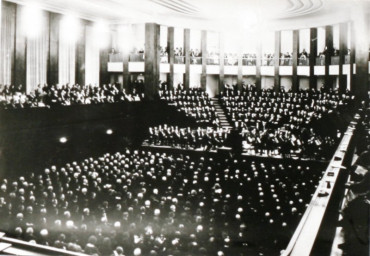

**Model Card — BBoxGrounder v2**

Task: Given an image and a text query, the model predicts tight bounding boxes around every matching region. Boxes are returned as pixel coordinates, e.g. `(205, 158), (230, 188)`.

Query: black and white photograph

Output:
(0, 0), (369, 255)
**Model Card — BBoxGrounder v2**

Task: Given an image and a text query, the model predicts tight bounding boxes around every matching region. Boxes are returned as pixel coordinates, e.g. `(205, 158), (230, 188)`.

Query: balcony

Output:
(190, 57), (202, 65)
(242, 58), (256, 66)
(129, 53), (145, 62)
(344, 55), (350, 64)
(175, 56), (185, 64)
(206, 57), (220, 65)
(224, 58), (238, 66)
(279, 58), (292, 66)
(261, 58), (274, 66)
(298, 58), (309, 66)
(108, 53), (123, 62)
(315, 56), (325, 66)
(331, 56), (340, 65)
(160, 56), (168, 64)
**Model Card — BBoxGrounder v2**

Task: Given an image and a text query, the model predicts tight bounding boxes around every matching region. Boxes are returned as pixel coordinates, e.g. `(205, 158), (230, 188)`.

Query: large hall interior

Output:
(0, 0), (369, 255)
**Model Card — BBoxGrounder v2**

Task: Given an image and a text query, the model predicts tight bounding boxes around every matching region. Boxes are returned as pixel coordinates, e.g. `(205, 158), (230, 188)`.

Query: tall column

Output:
(352, 6), (369, 101)
(47, 13), (60, 86)
(184, 29), (190, 89)
(122, 51), (129, 90)
(219, 34), (224, 93)
(75, 21), (86, 86)
(256, 37), (262, 90)
(339, 22), (348, 93)
(309, 28), (317, 90)
(144, 23), (160, 100)
(237, 40), (243, 90)
(349, 21), (355, 92)
(14, 4), (26, 89)
(325, 25), (334, 89)
(99, 50), (109, 85)
(292, 30), (299, 92)
(167, 27), (174, 89)
(201, 30), (207, 90)
(274, 31), (281, 91)
(99, 32), (111, 86)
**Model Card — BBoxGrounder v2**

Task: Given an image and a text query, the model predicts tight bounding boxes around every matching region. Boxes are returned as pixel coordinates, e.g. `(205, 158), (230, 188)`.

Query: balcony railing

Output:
(190, 57), (202, 65)
(298, 58), (309, 66)
(160, 56), (168, 64)
(206, 57), (220, 65)
(331, 56), (340, 65)
(315, 56), (325, 66)
(280, 58), (293, 66)
(129, 53), (145, 62)
(109, 53), (123, 62)
(224, 58), (238, 66)
(344, 55), (350, 64)
(261, 58), (275, 66)
(175, 56), (185, 64)
(242, 58), (256, 66)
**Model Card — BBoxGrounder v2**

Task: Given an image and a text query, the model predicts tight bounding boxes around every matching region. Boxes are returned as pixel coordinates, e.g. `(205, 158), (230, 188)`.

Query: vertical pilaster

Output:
(237, 40), (243, 90)
(349, 21), (355, 92)
(339, 22), (348, 93)
(99, 32), (111, 86)
(184, 29), (190, 89)
(325, 25), (334, 90)
(75, 22), (86, 86)
(201, 30), (207, 90)
(167, 26), (174, 90)
(292, 30), (299, 92)
(14, 4), (26, 89)
(122, 52), (129, 90)
(219, 34), (224, 93)
(309, 28), (317, 90)
(144, 23), (160, 100)
(256, 37), (262, 90)
(274, 31), (281, 91)
(47, 12), (60, 86)
(352, 7), (369, 101)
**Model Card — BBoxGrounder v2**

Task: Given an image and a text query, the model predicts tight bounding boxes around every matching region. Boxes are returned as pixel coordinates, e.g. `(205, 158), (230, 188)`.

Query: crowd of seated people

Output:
(240, 126), (338, 159)
(0, 83), (143, 109)
(0, 148), (324, 256)
(220, 86), (355, 159)
(339, 106), (370, 256)
(147, 125), (229, 151)
(159, 87), (220, 126)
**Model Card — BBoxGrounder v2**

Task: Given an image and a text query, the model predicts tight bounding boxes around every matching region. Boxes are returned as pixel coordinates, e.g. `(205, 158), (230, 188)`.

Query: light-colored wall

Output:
(261, 76), (274, 89)
(280, 76), (292, 91)
(242, 76), (257, 85)
(206, 75), (219, 97)
(190, 73), (201, 87)
(224, 75), (237, 86)
(173, 73), (183, 88)
(299, 77), (310, 90)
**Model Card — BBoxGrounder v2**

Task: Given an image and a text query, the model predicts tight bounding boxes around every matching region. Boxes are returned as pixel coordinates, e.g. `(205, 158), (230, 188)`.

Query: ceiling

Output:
(4, 0), (370, 31)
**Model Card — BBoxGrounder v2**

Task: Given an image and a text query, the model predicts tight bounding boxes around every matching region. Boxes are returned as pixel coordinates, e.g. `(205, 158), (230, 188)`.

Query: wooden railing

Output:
(0, 232), (87, 256)
(281, 113), (360, 256)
